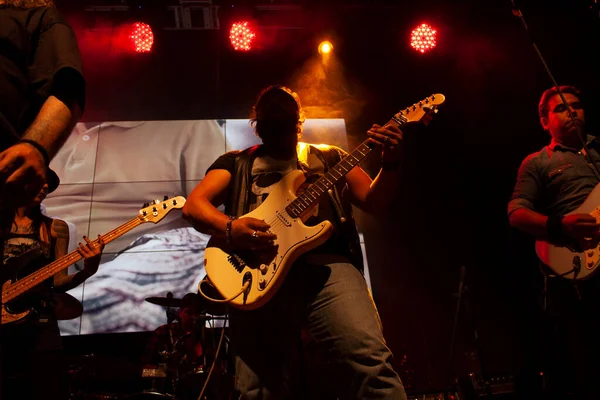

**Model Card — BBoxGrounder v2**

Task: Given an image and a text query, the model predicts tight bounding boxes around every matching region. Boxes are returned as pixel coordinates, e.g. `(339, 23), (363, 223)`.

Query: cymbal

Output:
(145, 296), (184, 308)
(146, 291), (228, 316)
(53, 292), (83, 320)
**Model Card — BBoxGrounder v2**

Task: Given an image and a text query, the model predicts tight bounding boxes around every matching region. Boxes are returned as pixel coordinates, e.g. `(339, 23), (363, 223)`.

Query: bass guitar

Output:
(1, 196), (186, 325)
(203, 94), (446, 310)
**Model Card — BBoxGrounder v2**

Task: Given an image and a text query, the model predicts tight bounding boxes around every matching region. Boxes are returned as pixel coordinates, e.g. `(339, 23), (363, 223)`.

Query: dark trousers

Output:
(539, 276), (600, 400)
(1, 312), (68, 400)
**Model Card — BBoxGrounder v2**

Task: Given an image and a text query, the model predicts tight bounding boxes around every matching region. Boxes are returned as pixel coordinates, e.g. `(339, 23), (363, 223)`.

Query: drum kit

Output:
(131, 292), (232, 400)
(69, 292), (233, 400)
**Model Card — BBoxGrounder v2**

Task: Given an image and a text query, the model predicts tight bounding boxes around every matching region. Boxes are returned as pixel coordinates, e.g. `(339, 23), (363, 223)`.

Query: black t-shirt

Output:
(0, 5), (85, 149)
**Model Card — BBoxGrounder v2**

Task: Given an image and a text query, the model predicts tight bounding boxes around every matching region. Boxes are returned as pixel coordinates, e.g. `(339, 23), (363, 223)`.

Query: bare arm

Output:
(52, 219), (104, 292)
(344, 124), (403, 214)
(23, 95), (81, 160)
(508, 207), (549, 239)
(182, 169), (276, 250)
(182, 169), (233, 238)
(0, 96), (80, 203)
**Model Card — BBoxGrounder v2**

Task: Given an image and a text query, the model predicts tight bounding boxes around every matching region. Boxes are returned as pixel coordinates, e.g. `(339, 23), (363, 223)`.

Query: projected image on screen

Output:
(44, 119), (366, 335)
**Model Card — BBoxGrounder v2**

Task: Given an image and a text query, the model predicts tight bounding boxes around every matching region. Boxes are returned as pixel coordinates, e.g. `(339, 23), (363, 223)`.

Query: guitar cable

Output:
(198, 277), (250, 304)
(195, 279), (235, 400)
(196, 314), (228, 400)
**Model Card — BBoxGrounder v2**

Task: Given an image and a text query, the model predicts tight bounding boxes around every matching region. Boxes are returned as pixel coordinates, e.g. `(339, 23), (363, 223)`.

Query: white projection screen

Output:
(44, 119), (370, 335)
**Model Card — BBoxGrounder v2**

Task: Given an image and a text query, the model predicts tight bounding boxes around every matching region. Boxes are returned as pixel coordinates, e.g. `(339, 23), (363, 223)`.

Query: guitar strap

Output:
(579, 142), (600, 182)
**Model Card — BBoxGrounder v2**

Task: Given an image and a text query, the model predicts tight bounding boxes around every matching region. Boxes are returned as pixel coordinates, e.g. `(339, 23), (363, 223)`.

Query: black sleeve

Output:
(28, 7), (85, 113)
(206, 152), (238, 175)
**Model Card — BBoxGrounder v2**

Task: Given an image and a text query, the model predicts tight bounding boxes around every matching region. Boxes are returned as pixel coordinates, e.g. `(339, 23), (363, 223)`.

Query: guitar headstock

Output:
(390, 93), (445, 127)
(139, 195), (186, 223)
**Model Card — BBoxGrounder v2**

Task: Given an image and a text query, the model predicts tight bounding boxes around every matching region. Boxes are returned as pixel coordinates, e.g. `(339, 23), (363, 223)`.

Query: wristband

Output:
(546, 215), (567, 243)
(19, 139), (50, 166)
(226, 215), (237, 245)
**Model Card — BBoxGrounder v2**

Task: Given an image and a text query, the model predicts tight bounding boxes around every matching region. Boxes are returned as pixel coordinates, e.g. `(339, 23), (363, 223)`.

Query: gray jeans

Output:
(230, 255), (406, 399)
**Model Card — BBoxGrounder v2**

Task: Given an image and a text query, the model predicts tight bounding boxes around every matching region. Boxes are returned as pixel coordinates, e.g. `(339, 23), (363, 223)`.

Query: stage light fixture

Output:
(130, 22), (154, 53)
(410, 23), (437, 54)
(318, 41), (333, 55)
(229, 21), (256, 51)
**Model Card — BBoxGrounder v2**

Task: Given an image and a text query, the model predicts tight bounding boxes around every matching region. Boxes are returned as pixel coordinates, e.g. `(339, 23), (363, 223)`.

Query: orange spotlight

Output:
(230, 21), (256, 51)
(410, 23), (437, 54)
(318, 41), (333, 55)
(129, 22), (154, 53)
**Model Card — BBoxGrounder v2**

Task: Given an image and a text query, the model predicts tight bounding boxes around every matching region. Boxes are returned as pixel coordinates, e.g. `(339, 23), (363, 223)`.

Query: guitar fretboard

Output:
(3, 216), (144, 302)
(285, 114), (408, 219)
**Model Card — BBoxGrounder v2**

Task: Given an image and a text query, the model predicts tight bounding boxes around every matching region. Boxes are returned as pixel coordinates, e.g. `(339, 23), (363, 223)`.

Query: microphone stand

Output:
(511, 0), (600, 179)
(165, 291), (176, 348)
(447, 266), (491, 398)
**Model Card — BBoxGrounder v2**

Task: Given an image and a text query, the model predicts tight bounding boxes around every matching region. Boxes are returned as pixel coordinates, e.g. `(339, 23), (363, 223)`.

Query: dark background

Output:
(56, 0), (600, 394)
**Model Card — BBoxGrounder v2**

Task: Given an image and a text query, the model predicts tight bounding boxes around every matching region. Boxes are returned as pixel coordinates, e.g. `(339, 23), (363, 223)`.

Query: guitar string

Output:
(3, 197), (182, 302)
(2, 218), (143, 302)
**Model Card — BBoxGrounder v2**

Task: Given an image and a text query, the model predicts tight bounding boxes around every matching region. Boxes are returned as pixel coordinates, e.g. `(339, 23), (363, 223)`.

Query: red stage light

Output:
(410, 23), (437, 54)
(130, 22), (154, 53)
(229, 21), (256, 51)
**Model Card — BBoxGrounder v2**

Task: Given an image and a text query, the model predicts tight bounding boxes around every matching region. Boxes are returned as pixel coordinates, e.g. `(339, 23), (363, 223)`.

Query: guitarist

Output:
(508, 85), (600, 398)
(1, 167), (105, 400)
(183, 85), (407, 399)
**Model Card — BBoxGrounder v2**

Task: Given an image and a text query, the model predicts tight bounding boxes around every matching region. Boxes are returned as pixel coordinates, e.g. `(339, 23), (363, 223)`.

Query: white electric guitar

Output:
(1, 196), (185, 325)
(203, 94), (446, 310)
(536, 184), (600, 280)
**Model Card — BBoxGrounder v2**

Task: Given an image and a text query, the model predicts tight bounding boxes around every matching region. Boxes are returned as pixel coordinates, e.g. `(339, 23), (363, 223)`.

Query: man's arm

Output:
(182, 169), (276, 250)
(508, 207), (550, 238)
(22, 94), (81, 160)
(1, 6), (84, 203)
(0, 96), (79, 203)
(344, 124), (403, 214)
(508, 156), (600, 244)
(182, 169), (233, 238)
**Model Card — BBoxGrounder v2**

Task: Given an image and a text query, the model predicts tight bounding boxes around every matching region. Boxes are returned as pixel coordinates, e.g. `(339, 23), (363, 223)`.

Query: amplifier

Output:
(457, 374), (515, 399)
(407, 391), (459, 400)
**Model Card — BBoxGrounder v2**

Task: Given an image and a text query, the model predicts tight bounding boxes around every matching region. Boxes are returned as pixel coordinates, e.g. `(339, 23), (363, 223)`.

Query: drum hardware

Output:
(138, 292), (233, 399)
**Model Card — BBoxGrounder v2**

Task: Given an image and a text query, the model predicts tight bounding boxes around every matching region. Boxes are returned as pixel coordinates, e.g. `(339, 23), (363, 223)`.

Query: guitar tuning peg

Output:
(154, 199), (160, 205)
(163, 195), (168, 201)
(143, 202), (150, 208)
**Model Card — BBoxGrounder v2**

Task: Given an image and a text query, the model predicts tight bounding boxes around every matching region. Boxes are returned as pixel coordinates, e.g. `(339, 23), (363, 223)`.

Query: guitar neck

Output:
(285, 115), (406, 219)
(3, 216), (144, 302)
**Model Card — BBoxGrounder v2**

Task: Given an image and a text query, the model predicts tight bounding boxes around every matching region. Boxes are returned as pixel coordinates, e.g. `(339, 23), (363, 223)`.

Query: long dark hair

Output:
(250, 85), (305, 140)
